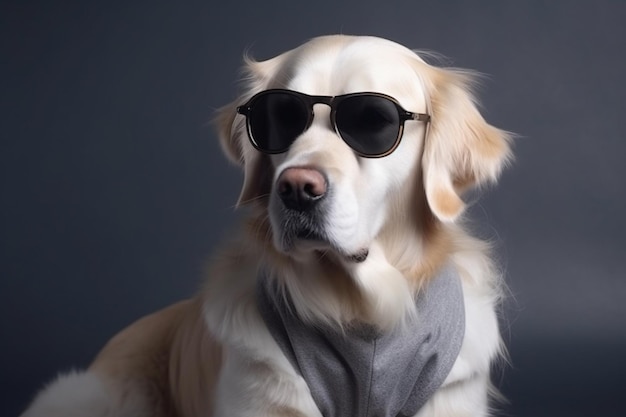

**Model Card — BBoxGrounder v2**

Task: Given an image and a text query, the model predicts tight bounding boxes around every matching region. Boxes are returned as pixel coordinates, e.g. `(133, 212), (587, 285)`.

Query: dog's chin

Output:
(276, 227), (369, 264)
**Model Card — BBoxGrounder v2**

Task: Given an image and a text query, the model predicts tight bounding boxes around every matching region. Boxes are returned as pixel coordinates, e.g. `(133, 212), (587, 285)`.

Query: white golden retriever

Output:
(21, 35), (512, 417)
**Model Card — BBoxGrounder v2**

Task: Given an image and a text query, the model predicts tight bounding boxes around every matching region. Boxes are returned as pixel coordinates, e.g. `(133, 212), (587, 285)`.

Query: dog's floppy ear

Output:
(214, 55), (287, 206)
(214, 100), (273, 206)
(420, 67), (512, 222)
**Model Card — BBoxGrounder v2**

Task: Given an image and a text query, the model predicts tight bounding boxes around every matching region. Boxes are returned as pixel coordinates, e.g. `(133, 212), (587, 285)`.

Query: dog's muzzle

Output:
(272, 166), (368, 263)
(271, 166), (329, 249)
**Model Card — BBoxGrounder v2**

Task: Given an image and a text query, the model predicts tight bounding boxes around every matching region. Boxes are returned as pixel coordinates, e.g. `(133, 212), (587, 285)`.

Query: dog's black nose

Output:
(277, 167), (327, 211)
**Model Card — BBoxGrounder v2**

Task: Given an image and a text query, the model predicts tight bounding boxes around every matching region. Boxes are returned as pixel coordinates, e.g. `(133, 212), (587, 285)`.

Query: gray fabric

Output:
(256, 263), (465, 417)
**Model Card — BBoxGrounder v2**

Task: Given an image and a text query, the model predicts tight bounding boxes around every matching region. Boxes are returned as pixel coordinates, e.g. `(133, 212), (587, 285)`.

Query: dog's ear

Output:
(214, 100), (273, 206)
(214, 55), (287, 206)
(420, 67), (512, 222)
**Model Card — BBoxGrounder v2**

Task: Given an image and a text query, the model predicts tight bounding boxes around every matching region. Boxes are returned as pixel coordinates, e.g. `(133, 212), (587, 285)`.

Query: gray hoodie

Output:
(257, 263), (465, 417)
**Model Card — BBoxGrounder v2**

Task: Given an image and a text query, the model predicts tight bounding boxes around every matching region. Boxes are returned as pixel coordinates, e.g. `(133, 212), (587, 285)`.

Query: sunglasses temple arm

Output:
(412, 113), (431, 122)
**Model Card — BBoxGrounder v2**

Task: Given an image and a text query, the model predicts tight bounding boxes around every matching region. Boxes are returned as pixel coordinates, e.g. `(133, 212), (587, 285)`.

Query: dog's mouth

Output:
(279, 212), (329, 251)
(277, 215), (368, 263)
(295, 227), (325, 241)
(343, 248), (369, 263)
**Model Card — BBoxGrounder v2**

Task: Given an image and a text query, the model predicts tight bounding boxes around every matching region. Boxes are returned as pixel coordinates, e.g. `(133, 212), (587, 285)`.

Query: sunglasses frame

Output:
(236, 89), (431, 158)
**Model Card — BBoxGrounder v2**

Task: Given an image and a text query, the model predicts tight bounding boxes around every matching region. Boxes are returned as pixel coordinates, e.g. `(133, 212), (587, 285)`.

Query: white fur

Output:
(21, 35), (511, 417)
(20, 370), (150, 417)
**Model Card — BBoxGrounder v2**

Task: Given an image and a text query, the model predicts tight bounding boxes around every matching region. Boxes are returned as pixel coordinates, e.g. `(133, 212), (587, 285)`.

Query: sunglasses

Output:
(236, 89), (430, 158)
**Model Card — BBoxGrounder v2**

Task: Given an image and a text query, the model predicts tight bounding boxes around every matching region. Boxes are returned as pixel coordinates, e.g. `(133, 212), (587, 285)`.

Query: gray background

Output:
(2, 1), (625, 416)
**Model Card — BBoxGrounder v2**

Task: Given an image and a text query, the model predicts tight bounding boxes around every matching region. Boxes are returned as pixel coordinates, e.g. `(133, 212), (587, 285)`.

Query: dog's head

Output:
(216, 35), (511, 266)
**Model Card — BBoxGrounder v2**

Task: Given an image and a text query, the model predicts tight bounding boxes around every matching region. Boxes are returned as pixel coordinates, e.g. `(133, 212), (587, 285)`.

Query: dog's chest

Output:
(256, 264), (465, 417)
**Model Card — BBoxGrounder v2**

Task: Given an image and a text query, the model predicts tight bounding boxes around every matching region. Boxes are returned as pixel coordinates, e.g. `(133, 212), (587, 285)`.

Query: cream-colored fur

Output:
(21, 35), (512, 417)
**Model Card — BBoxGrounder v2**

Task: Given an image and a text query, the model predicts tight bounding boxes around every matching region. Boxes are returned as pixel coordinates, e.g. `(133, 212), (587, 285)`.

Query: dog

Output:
(21, 35), (512, 417)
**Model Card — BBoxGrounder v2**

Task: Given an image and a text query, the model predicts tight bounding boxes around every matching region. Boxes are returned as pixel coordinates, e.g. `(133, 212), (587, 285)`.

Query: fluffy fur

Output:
(21, 35), (512, 417)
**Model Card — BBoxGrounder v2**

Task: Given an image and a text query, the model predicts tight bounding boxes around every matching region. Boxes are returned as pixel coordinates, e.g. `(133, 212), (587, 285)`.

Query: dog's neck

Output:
(255, 203), (453, 331)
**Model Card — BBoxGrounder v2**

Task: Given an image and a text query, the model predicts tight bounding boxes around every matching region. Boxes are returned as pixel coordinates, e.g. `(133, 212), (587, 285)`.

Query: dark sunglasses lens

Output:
(248, 92), (309, 153)
(335, 96), (401, 156)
